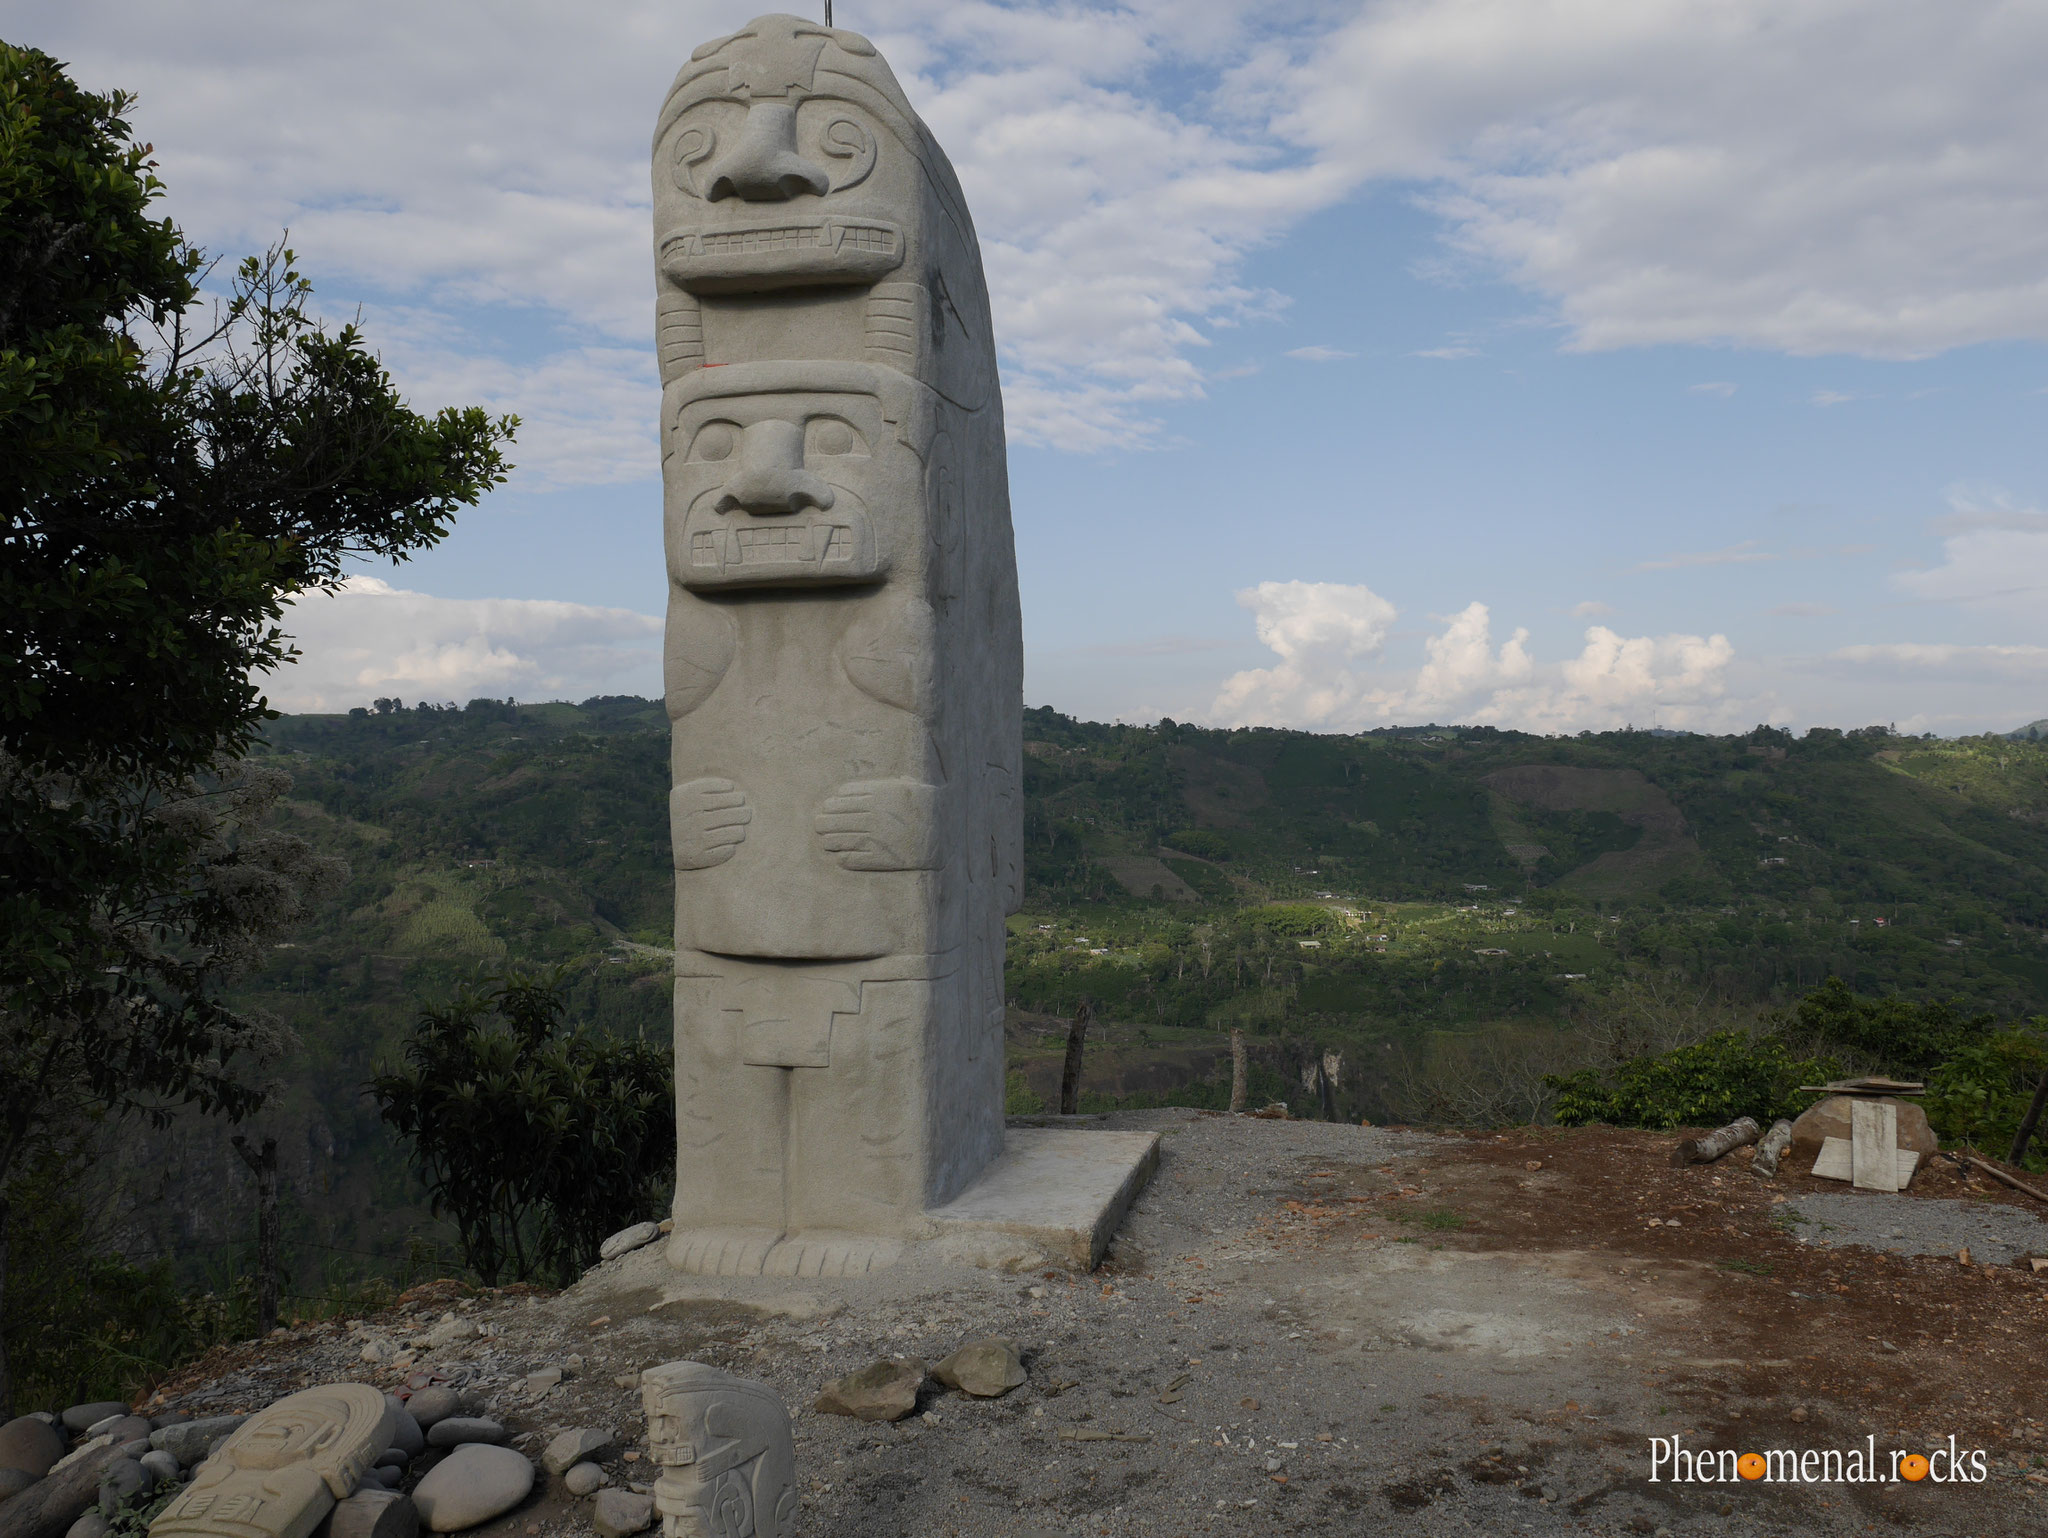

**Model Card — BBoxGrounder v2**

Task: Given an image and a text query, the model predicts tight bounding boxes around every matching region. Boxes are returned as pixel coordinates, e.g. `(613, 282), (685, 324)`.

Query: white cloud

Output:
(1569, 599), (1613, 617)
(1635, 540), (1776, 572)
(1413, 346), (1480, 360)
(35, 0), (2048, 471)
(1212, 582), (1743, 733)
(1811, 389), (1859, 407)
(266, 577), (661, 712)
(1258, 0), (2048, 358)
(1895, 488), (2048, 617)
(1689, 381), (1737, 397)
(1285, 345), (1356, 361)
(1832, 642), (2048, 683)
(1770, 601), (1837, 617)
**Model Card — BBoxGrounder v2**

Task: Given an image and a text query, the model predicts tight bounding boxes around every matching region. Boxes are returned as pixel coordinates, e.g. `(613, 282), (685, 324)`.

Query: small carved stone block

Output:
(641, 1362), (796, 1538)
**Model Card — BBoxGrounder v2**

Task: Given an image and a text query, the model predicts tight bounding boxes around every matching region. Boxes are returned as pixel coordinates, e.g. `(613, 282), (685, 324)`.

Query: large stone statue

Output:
(151, 1385), (392, 1538)
(652, 14), (1022, 1277)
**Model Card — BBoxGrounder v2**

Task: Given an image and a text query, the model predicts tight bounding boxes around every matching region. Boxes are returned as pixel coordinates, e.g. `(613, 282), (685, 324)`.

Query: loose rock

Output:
(138, 1450), (181, 1486)
(320, 1488), (420, 1538)
(541, 1429), (617, 1476)
(591, 1488), (654, 1538)
(0, 1415), (67, 1477)
(411, 1445), (533, 1533)
(86, 1417), (150, 1448)
(932, 1339), (1026, 1398)
(150, 1416), (247, 1467)
(0, 1467), (40, 1499)
(563, 1463), (608, 1497)
(813, 1358), (926, 1422)
(65, 1516), (111, 1538)
(61, 1406), (127, 1435)
(96, 1458), (148, 1515)
(2, 1440), (121, 1538)
(598, 1222), (662, 1263)
(404, 1389), (461, 1430)
(380, 1399), (425, 1458)
(425, 1418), (505, 1449)
(367, 1465), (404, 1490)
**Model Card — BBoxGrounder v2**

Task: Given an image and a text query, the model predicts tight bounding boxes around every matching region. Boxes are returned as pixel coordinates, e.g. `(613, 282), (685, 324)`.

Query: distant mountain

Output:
(2009, 719), (2048, 741)
(99, 700), (2048, 1288)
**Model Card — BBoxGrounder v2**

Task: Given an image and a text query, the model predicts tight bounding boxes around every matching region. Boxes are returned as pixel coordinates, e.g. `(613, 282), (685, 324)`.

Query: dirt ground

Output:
(150, 1112), (2048, 1537)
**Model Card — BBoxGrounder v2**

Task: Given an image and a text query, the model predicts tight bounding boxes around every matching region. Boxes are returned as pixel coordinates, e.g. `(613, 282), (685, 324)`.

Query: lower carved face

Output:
(668, 389), (903, 590)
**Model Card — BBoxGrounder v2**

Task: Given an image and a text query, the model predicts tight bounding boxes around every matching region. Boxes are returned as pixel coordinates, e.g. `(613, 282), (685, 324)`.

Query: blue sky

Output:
(23, 0), (2048, 733)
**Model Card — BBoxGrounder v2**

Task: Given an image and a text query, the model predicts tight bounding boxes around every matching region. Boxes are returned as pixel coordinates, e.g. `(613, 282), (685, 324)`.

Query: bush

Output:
(1548, 1031), (1836, 1130)
(1781, 976), (1993, 1073)
(371, 969), (675, 1285)
(1923, 1026), (2048, 1161)
(1164, 829), (1232, 861)
(1249, 903), (1338, 938)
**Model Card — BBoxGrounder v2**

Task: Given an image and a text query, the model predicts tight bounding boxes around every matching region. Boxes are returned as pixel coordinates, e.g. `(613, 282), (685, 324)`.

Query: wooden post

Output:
(1058, 1000), (1093, 1116)
(1319, 1050), (1340, 1122)
(232, 1133), (280, 1335)
(2009, 1069), (2048, 1168)
(1229, 1028), (1247, 1114)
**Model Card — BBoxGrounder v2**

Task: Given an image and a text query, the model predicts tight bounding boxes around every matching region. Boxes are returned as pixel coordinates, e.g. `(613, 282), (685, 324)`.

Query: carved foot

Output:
(761, 1232), (906, 1277)
(665, 1226), (785, 1276)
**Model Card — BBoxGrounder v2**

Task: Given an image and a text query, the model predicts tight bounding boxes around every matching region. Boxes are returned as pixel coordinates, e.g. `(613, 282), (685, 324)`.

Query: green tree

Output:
(371, 971), (676, 1286)
(0, 44), (514, 1413)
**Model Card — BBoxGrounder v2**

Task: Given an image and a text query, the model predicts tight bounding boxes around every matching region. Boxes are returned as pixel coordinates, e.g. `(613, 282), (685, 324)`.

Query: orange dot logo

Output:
(1737, 1453), (1765, 1481)
(1900, 1454), (1930, 1482)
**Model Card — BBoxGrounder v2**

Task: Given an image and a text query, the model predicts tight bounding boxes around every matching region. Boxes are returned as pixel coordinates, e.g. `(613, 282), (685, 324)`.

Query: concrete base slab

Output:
(928, 1128), (1161, 1270)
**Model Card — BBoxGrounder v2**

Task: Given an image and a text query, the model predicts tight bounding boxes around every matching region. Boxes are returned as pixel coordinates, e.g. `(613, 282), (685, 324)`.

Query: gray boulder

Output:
(0, 1466), (40, 1499)
(932, 1338), (1026, 1398)
(540, 1428), (616, 1476)
(813, 1358), (925, 1422)
(367, 1465), (404, 1490)
(0, 1440), (121, 1538)
(411, 1445), (533, 1533)
(85, 1417), (149, 1448)
(598, 1222), (661, 1263)
(65, 1516), (111, 1538)
(60, 1406), (127, 1435)
(591, 1489), (654, 1538)
(562, 1463), (608, 1497)
(137, 1450), (181, 1486)
(95, 1458), (148, 1515)
(424, 1418), (503, 1449)
(385, 1409), (424, 1459)
(0, 1415), (67, 1477)
(402, 1389), (460, 1431)
(317, 1489), (419, 1538)
(150, 1416), (246, 1466)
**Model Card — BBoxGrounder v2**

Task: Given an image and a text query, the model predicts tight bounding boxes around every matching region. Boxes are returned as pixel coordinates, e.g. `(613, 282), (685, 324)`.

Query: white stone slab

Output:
(929, 1129), (1160, 1270)
(1852, 1099), (1900, 1191)
(1812, 1135), (1919, 1186)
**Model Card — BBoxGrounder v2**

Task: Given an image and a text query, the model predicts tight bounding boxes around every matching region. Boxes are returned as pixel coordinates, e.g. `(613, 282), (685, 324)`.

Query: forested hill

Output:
(115, 698), (2047, 1285)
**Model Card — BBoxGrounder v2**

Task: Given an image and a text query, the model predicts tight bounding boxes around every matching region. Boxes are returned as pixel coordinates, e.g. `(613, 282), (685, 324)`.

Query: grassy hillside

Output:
(109, 698), (2048, 1289)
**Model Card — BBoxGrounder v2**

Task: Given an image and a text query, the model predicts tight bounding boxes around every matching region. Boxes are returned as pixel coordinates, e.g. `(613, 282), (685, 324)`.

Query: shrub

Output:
(371, 969), (674, 1285)
(1164, 829), (1232, 861)
(1923, 1026), (2048, 1160)
(1548, 1031), (1835, 1130)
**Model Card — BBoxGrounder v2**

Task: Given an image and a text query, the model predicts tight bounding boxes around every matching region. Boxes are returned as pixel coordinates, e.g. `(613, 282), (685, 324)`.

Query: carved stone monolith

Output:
(150, 1386), (392, 1538)
(642, 1363), (796, 1538)
(652, 13), (1022, 1277)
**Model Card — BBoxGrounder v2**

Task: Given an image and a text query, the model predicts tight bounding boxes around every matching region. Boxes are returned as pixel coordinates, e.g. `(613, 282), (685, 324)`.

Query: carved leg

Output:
(668, 972), (787, 1275)
(767, 977), (927, 1275)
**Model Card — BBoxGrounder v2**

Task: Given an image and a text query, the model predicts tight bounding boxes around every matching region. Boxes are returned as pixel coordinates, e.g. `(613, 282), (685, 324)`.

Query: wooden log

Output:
(1670, 1116), (1761, 1167)
(1751, 1118), (1794, 1177)
(0, 1444), (122, 1538)
(1228, 1028), (1247, 1115)
(1962, 1153), (2048, 1205)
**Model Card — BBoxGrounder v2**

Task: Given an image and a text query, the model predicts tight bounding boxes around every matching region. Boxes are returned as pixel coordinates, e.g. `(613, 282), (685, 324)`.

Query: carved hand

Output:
(671, 777), (751, 869)
(814, 779), (940, 871)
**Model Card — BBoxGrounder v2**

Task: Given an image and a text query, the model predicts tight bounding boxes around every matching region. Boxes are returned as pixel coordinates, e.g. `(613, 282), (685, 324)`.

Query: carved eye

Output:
(690, 421), (738, 461)
(806, 416), (866, 457)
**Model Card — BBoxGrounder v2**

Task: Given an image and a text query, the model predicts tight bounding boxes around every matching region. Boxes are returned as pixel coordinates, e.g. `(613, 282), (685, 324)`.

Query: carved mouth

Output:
(681, 507), (884, 589)
(661, 218), (904, 294)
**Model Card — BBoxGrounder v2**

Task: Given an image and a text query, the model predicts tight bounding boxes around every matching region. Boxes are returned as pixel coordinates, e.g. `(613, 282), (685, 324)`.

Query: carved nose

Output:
(716, 420), (836, 514)
(705, 103), (829, 201)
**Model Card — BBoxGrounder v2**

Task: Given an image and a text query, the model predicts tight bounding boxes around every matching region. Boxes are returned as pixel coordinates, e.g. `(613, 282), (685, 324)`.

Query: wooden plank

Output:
(1852, 1100), (1900, 1192)
(1813, 1137), (1918, 1185)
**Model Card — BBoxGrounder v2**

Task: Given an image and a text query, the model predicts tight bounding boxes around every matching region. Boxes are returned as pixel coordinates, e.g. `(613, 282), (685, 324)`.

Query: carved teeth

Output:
(661, 218), (904, 293)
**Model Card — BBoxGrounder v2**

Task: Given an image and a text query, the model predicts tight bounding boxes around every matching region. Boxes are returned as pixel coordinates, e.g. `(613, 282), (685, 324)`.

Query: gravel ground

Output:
(144, 1111), (2048, 1538)
(1786, 1190), (2048, 1265)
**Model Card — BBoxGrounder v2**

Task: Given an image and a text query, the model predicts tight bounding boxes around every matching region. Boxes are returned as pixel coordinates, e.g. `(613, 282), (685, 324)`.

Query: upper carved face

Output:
(667, 375), (921, 591)
(653, 15), (939, 294)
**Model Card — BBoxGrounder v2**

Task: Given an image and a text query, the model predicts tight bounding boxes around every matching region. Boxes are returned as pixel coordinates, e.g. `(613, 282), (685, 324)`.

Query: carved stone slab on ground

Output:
(149, 1384), (392, 1538)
